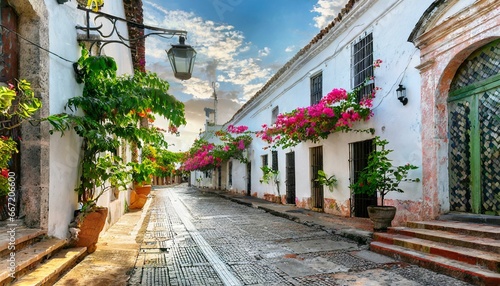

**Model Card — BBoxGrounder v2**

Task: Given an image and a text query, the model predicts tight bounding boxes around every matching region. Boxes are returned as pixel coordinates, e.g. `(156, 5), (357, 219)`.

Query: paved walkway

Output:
(202, 187), (374, 245)
(55, 198), (152, 286)
(54, 184), (474, 285)
(55, 184), (375, 285)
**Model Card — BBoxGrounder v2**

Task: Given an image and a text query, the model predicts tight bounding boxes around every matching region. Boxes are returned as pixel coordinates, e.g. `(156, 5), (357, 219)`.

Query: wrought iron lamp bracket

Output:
(75, 6), (188, 55)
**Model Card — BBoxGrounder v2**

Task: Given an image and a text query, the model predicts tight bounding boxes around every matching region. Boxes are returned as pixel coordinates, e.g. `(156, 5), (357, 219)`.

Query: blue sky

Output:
(143, 0), (348, 151)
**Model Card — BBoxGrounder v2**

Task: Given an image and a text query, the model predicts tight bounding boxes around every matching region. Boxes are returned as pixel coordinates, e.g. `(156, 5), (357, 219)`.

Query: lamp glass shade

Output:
(167, 40), (197, 80)
(396, 84), (406, 100)
(396, 84), (408, 105)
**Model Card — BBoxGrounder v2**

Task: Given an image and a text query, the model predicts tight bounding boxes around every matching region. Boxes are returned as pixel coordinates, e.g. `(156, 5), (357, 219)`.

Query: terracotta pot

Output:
(367, 206), (396, 232)
(76, 207), (108, 253)
(134, 184), (152, 196)
(129, 190), (147, 209)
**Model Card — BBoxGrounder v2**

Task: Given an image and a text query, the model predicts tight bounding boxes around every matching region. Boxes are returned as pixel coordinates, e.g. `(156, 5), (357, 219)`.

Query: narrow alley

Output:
(128, 185), (472, 285)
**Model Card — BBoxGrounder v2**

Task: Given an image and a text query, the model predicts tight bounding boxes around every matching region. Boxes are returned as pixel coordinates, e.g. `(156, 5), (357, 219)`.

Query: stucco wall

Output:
(47, 0), (133, 238)
(227, 0), (433, 225)
(410, 0), (500, 220)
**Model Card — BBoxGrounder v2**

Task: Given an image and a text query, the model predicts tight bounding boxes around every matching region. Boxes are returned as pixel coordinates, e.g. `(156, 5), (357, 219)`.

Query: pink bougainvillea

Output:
(256, 86), (378, 148)
(181, 125), (253, 171)
(256, 59), (383, 148)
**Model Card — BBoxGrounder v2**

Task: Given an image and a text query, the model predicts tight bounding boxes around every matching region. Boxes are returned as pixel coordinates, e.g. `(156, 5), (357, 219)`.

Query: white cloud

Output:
(258, 47), (271, 57)
(285, 45), (295, 53)
(144, 1), (271, 97)
(143, 1), (275, 151)
(311, 0), (348, 29)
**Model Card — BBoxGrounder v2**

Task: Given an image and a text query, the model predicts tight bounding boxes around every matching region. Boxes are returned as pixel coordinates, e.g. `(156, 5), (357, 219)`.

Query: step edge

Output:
(11, 247), (87, 286)
(0, 239), (67, 282)
(0, 229), (47, 253)
(407, 221), (500, 236)
(371, 241), (500, 277)
(373, 232), (500, 269)
(391, 227), (500, 242)
(375, 233), (500, 258)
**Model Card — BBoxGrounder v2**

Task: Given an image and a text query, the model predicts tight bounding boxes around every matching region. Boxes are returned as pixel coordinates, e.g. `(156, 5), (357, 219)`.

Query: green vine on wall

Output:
(47, 48), (186, 208)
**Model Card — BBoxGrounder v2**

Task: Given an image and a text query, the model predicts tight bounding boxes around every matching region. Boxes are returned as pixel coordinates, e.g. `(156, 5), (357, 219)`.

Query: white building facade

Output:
(1, 0), (136, 239)
(201, 0), (500, 226)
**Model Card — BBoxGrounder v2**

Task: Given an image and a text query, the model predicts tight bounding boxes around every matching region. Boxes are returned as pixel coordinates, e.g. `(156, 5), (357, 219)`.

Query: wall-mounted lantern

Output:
(167, 36), (197, 80)
(75, 6), (196, 80)
(396, 84), (408, 105)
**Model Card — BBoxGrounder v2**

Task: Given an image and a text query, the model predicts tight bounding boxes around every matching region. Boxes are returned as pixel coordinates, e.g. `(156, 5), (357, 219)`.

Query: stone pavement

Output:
(201, 188), (374, 245)
(52, 184), (473, 285)
(54, 198), (152, 286)
(128, 185), (471, 285)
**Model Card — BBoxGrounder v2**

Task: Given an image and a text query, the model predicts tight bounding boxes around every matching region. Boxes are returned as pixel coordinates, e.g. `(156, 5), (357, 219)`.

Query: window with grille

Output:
(228, 161), (233, 186)
(272, 151), (278, 171)
(271, 106), (279, 124)
(262, 154), (268, 167)
(310, 72), (323, 105)
(352, 33), (374, 102)
(349, 139), (377, 217)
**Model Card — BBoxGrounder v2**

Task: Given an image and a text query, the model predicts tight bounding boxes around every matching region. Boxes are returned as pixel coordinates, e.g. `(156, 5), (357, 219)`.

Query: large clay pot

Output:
(134, 184), (152, 196)
(129, 190), (147, 209)
(76, 207), (108, 253)
(367, 206), (396, 232)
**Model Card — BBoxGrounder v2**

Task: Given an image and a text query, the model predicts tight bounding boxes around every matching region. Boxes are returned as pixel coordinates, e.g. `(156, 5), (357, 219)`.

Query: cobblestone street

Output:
(129, 185), (472, 286)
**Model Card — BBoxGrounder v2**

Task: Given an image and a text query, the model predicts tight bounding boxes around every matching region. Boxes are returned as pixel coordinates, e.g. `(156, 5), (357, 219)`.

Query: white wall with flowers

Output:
(225, 0), (432, 225)
(47, 0), (133, 238)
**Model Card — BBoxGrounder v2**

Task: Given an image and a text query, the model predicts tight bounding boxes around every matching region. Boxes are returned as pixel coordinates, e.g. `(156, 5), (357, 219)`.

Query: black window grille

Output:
(272, 151), (278, 171)
(352, 33), (374, 102)
(262, 154), (268, 167)
(228, 161), (233, 186)
(310, 72), (323, 105)
(271, 106), (279, 124)
(349, 139), (377, 217)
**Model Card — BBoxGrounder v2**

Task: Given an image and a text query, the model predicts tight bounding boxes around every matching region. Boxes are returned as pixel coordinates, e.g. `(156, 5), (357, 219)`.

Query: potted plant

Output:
(46, 48), (186, 251)
(350, 136), (420, 231)
(129, 159), (155, 188)
(72, 154), (129, 253)
(260, 165), (281, 203)
(0, 80), (41, 197)
(315, 170), (337, 192)
(127, 158), (155, 209)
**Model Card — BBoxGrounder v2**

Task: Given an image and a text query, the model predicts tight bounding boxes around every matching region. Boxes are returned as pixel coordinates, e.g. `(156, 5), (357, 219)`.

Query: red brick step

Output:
(406, 221), (500, 240)
(374, 232), (500, 272)
(371, 241), (500, 286)
(389, 227), (500, 254)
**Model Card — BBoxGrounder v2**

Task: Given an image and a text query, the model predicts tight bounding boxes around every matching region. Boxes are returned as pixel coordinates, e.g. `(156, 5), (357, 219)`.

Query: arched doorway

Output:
(448, 39), (500, 215)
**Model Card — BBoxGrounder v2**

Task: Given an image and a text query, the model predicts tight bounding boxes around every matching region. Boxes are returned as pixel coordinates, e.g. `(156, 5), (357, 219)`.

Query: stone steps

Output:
(389, 227), (500, 254)
(0, 227), (87, 286)
(371, 241), (500, 286)
(11, 248), (86, 286)
(406, 220), (500, 239)
(371, 220), (500, 286)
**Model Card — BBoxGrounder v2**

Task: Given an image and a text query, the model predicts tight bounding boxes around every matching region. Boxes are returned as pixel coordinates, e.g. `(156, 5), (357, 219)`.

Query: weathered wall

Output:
(45, 0), (133, 238)
(410, 0), (500, 220)
(10, 0), (50, 231)
(227, 0), (433, 225)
